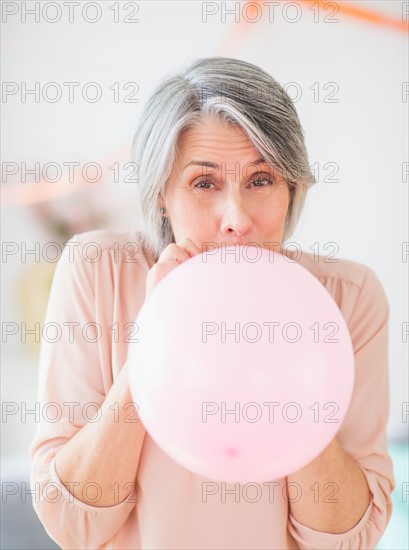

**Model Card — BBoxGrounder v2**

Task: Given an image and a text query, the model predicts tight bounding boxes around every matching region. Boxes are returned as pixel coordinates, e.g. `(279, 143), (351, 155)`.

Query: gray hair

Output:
(131, 56), (315, 261)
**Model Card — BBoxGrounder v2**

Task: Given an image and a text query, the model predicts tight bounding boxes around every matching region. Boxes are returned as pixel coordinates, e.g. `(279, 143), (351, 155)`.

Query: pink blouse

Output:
(28, 229), (395, 549)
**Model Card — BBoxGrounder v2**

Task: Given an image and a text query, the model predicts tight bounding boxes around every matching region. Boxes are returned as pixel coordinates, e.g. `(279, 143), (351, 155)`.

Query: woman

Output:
(29, 57), (394, 549)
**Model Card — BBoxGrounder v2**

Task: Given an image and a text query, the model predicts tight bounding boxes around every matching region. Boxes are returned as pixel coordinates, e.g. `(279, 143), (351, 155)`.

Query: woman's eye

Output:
(194, 180), (215, 189)
(251, 177), (273, 187)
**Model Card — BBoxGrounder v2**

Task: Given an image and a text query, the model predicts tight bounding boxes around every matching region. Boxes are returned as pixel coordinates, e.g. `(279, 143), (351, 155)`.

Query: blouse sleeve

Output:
(27, 234), (137, 550)
(287, 267), (395, 549)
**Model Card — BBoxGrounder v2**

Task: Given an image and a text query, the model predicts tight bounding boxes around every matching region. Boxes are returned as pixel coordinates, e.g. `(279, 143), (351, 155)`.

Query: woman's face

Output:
(161, 117), (290, 252)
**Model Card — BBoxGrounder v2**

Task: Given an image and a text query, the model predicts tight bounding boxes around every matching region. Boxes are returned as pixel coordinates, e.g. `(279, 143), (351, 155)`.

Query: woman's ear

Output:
(158, 194), (168, 217)
(158, 193), (165, 212)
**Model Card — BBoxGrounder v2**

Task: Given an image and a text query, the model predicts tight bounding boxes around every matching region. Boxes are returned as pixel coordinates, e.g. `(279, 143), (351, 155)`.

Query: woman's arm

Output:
(28, 232), (148, 549)
(287, 265), (395, 549)
(54, 361), (146, 507)
(287, 436), (371, 532)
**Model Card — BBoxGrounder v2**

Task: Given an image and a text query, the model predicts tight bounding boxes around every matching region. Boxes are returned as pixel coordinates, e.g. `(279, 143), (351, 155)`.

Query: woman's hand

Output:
(145, 238), (202, 301)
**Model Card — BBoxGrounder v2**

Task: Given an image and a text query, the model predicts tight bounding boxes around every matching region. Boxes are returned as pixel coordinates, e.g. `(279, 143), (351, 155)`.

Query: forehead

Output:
(176, 118), (262, 166)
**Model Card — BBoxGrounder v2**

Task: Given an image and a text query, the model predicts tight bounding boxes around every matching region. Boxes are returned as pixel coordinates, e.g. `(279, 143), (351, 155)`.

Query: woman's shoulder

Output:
(66, 228), (155, 267)
(294, 248), (371, 289)
(294, 248), (389, 326)
(70, 228), (143, 250)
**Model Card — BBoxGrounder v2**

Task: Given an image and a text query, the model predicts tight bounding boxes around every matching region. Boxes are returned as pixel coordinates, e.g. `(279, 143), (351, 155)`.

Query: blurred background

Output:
(1, 1), (408, 548)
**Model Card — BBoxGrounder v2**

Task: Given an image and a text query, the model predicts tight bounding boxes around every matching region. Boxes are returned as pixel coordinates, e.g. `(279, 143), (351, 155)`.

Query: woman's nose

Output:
(220, 196), (252, 238)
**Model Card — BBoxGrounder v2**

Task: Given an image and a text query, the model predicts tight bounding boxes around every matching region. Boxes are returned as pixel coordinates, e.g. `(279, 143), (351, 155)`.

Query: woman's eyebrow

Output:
(183, 157), (267, 171)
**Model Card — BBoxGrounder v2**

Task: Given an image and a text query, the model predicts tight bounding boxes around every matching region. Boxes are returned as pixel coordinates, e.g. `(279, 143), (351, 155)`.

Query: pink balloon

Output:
(128, 245), (355, 483)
